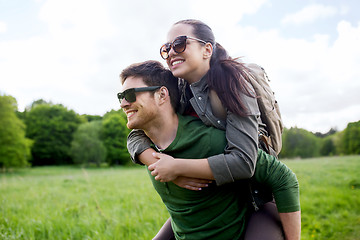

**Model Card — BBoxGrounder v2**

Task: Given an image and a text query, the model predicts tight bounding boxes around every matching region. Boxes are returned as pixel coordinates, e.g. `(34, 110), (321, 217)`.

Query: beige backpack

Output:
(244, 63), (284, 155)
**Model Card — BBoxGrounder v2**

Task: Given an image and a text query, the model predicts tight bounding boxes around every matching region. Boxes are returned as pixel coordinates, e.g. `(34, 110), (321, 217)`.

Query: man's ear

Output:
(157, 86), (169, 104)
(203, 42), (213, 59)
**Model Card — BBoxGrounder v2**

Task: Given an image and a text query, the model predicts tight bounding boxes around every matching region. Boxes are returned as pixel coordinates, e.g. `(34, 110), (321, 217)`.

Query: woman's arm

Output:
(149, 95), (259, 185)
(207, 110), (259, 185)
(189, 85), (260, 185)
(149, 153), (214, 182)
(128, 129), (211, 190)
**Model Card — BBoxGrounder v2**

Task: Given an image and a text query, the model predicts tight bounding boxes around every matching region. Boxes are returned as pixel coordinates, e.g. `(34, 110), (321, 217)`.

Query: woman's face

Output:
(165, 23), (211, 84)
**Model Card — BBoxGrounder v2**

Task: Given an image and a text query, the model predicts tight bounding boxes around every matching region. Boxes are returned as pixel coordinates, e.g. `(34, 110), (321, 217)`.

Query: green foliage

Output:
(280, 127), (320, 158)
(70, 121), (107, 167)
(101, 110), (131, 165)
(280, 121), (360, 159)
(82, 114), (103, 122)
(0, 94), (32, 169)
(319, 137), (336, 156)
(25, 102), (84, 166)
(341, 121), (360, 155)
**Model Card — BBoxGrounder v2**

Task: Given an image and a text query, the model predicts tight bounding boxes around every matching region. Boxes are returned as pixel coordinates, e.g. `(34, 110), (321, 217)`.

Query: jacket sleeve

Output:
(127, 129), (152, 165)
(207, 96), (259, 185)
(254, 149), (300, 213)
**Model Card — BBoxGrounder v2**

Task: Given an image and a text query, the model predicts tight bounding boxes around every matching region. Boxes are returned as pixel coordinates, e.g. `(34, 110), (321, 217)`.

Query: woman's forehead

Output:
(167, 24), (194, 41)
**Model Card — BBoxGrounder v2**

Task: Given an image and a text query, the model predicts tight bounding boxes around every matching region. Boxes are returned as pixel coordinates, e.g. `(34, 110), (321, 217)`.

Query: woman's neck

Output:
(185, 64), (210, 84)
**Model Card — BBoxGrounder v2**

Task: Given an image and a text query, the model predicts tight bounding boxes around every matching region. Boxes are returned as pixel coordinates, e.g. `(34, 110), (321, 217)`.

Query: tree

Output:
(280, 127), (320, 159)
(101, 110), (131, 165)
(70, 121), (107, 167)
(25, 102), (84, 165)
(314, 128), (338, 138)
(341, 121), (360, 155)
(81, 114), (102, 122)
(319, 138), (336, 156)
(0, 94), (32, 169)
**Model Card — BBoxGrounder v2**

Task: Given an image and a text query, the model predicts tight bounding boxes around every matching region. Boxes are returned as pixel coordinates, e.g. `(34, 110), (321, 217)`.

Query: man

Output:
(118, 60), (300, 240)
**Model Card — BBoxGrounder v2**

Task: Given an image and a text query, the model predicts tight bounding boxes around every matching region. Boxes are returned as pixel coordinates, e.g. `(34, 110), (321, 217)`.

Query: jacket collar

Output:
(189, 71), (209, 92)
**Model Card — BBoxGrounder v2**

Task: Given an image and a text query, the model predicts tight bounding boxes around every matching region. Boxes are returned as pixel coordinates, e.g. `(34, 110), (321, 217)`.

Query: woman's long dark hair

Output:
(174, 19), (254, 116)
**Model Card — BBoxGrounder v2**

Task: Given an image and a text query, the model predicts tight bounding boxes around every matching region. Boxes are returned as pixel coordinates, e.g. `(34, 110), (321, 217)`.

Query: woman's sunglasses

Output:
(117, 86), (161, 103)
(160, 35), (207, 60)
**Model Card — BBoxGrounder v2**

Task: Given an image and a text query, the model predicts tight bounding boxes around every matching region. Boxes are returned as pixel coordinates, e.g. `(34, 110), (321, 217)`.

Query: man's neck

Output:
(144, 113), (179, 150)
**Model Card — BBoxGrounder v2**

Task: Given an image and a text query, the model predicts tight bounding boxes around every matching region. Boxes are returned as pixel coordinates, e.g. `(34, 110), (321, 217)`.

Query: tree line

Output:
(1, 95), (130, 170)
(1, 93), (359, 170)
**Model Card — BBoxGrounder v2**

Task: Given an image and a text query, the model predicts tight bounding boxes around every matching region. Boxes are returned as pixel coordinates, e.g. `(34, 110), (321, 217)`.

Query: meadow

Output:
(1, 155), (359, 240)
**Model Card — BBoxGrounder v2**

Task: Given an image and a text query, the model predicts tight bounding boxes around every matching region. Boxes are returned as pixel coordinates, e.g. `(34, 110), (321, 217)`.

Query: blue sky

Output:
(1, 0), (359, 133)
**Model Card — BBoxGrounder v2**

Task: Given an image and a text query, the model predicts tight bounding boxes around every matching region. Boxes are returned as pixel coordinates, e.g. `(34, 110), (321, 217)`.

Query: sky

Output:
(1, 0), (359, 133)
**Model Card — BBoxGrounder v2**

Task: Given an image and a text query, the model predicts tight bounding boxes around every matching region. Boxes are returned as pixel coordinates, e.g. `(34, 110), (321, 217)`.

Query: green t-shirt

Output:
(148, 114), (300, 239)
(148, 114), (247, 240)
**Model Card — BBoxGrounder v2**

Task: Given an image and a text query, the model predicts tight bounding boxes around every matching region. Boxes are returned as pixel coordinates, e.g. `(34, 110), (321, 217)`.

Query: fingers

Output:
(194, 179), (213, 184)
(148, 163), (155, 171)
(184, 185), (202, 191)
(189, 181), (209, 188)
(186, 178), (212, 184)
(152, 152), (161, 159)
(183, 180), (211, 191)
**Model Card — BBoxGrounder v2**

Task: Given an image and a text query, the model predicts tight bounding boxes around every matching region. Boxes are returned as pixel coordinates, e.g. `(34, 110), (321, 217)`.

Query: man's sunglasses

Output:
(117, 86), (161, 103)
(160, 35), (207, 60)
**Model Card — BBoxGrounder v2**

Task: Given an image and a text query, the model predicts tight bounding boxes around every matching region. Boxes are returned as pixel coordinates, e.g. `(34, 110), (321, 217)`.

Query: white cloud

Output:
(0, 0), (359, 133)
(0, 21), (7, 33)
(190, 0), (268, 30)
(282, 4), (338, 25)
(219, 19), (360, 132)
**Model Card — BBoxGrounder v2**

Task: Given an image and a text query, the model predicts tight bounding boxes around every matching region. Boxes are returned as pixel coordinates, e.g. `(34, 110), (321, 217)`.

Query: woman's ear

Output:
(203, 42), (213, 59)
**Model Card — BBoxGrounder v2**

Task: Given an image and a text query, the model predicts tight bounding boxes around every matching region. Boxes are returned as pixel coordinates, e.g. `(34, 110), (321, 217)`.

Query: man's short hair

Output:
(120, 60), (180, 111)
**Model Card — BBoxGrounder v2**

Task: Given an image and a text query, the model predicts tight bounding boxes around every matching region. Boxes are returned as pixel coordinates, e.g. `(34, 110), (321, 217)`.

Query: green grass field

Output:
(1, 155), (359, 240)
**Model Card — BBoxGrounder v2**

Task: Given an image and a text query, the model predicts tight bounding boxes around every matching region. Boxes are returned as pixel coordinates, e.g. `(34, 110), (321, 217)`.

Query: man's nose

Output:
(120, 98), (130, 108)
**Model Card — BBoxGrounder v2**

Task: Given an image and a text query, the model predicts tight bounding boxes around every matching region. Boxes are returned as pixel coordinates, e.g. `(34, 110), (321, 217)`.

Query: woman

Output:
(128, 19), (301, 240)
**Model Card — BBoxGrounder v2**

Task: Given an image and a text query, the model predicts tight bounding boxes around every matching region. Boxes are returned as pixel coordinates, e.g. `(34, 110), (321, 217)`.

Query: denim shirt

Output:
(127, 73), (261, 186)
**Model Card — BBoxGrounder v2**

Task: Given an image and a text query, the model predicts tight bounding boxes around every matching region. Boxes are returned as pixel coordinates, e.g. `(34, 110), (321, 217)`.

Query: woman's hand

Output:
(148, 152), (178, 182)
(172, 176), (212, 191)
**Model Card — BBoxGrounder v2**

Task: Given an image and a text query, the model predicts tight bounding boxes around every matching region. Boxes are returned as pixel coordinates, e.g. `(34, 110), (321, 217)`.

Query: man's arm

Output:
(127, 129), (153, 165)
(253, 150), (301, 240)
(137, 148), (158, 166)
(279, 212), (301, 240)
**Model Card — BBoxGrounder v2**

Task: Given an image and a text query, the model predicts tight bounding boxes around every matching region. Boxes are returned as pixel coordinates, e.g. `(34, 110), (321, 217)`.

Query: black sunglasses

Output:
(117, 86), (161, 103)
(160, 35), (207, 60)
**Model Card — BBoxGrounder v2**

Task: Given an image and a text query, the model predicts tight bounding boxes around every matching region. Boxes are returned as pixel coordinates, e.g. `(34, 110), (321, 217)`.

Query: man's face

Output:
(120, 76), (158, 130)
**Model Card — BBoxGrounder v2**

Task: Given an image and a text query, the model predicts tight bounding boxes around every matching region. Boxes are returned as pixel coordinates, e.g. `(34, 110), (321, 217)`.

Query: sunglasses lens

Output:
(173, 37), (186, 53)
(160, 44), (169, 59)
(125, 90), (136, 102)
(159, 36), (187, 59)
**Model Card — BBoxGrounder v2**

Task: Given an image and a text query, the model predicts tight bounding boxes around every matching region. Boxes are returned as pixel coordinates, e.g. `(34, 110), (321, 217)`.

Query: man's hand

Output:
(148, 152), (178, 182)
(172, 176), (212, 191)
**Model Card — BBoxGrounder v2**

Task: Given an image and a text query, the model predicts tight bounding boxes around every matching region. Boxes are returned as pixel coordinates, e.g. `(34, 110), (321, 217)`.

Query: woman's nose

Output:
(168, 46), (177, 58)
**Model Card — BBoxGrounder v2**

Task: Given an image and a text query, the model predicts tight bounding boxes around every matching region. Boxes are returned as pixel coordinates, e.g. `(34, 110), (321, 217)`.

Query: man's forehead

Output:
(121, 76), (147, 91)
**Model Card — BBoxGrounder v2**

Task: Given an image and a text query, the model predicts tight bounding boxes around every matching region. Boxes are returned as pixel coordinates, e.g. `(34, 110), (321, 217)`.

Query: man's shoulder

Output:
(178, 114), (200, 125)
(178, 114), (224, 136)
